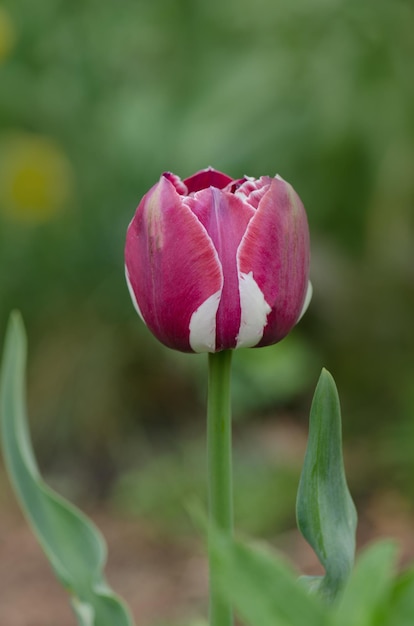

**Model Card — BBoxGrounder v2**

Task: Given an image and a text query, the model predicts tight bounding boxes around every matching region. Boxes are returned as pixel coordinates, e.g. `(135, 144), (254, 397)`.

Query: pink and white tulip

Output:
(125, 167), (311, 353)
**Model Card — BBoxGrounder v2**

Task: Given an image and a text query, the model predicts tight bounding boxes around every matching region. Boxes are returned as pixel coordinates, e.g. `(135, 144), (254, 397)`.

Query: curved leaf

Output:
(0, 312), (134, 626)
(296, 368), (357, 602)
(209, 526), (329, 626)
(333, 541), (397, 626)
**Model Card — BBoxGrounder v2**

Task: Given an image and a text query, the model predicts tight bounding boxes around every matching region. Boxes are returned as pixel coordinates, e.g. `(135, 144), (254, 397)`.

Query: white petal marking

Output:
(125, 265), (146, 324)
(189, 290), (221, 353)
(236, 271), (271, 349)
(296, 280), (313, 324)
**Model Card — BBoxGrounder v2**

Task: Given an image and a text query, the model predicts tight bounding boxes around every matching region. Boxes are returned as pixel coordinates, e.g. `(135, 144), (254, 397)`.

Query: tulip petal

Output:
(184, 167), (234, 193)
(234, 175), (273, 209)
(236, 271), (272, 348)
(186, 188), (254, 350)
(237, 176), (310, 347)
(125, 176), (223, 352)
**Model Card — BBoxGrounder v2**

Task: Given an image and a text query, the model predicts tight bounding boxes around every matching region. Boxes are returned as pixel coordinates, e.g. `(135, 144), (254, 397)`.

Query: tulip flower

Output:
(131, 167), (311, 625)
(125, 167), (311, 353)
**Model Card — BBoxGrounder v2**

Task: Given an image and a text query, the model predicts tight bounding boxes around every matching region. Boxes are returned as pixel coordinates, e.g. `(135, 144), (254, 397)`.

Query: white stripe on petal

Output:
(236, 271), (271, 349)
(189, 290), (221, 353)
(296, 280), (313, 324)
(125, 265), (146, 324)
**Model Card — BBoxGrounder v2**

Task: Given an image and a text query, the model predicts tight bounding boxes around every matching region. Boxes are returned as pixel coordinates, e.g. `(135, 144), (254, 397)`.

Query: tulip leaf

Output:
(209, 526), (329, 626)
(333, 541), (397, 626)
(296, 368), (357, 602)
(0, 312), (134, 626)
(385, 566), (414, 626)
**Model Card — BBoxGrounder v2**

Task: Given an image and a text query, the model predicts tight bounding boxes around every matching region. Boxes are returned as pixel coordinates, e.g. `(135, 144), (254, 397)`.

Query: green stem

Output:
(207, 350), (233, 626)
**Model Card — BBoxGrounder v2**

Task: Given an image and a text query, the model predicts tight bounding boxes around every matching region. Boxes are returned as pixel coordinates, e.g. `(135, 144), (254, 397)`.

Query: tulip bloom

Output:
(125, 167), (311, 353)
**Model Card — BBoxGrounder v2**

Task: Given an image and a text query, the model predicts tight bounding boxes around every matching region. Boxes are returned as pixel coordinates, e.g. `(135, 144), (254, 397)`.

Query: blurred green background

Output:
(0, 0), (413, 541)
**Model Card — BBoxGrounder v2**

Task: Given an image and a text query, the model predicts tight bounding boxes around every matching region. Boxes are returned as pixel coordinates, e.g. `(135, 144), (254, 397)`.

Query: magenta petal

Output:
(162, 171), (188, 195)
(184, 167), (234, 193)
(237, 176), (310, 347)
(125, 176), (223, 352)
(234, 176), (274, 209)
(186, 188), (254, 350)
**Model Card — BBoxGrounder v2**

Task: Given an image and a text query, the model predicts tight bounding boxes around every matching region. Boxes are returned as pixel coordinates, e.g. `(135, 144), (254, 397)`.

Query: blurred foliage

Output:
(112, 433), (299, 537)
(0, 0), (413, 505)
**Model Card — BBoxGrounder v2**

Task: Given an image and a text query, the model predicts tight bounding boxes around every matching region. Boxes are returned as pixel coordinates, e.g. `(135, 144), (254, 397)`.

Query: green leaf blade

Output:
(296, 368), (357, 601)
(0, 312), (134, 626)
(210, 527), (329, 626)
(384, 566), (414, 626)
(333, 541), (398, 626)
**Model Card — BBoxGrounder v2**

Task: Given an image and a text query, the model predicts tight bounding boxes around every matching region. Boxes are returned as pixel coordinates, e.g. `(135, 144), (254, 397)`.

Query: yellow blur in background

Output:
(0, 134), (73, 222)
